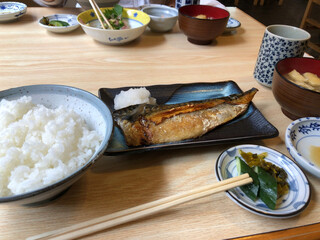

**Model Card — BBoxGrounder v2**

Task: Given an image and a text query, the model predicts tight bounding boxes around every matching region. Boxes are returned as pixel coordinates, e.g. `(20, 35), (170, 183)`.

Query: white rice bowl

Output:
(0, 96), (103, 197)
(114, 87), (156, 110)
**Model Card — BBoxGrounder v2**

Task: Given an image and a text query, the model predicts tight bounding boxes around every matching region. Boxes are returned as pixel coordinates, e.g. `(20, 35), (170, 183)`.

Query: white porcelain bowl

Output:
(285, 117), (320, 178)
(38, 14), (80, 33)
(0, 85), (113, 205)
(142, 5), (178, 32)
(0, 2), (27, 22)
(77, 8), (150, 45)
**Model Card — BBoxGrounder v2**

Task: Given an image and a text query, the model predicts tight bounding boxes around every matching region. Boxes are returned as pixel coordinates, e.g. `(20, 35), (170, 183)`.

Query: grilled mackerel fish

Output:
(113, 88), (258, 146)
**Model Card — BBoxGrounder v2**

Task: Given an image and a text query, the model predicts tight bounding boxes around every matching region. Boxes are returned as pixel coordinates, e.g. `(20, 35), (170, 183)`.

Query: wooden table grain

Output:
(0, 7), (319, 240)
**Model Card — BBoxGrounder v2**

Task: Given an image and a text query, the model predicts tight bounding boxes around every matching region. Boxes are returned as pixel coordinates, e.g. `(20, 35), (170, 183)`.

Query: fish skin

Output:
(113, 88), (258, 146)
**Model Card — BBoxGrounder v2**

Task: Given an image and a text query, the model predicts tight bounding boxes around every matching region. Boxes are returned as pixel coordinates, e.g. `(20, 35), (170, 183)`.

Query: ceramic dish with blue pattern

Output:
(215, 144), (311, 218)
(77, 8), (150, 45)
(38, 14), (80, 33)
(225, 17), (240, 32)
(285, 117), (320, 178)
(0, 2), (27, 22)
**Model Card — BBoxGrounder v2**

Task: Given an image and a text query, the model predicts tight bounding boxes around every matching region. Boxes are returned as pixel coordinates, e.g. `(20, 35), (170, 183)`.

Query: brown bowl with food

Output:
(272, 57), (320, 120)
(178, 5), (229, 45)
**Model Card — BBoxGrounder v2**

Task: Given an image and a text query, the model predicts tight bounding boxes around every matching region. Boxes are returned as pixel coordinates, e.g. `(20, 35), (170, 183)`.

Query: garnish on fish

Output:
(113, 88), (258, 146)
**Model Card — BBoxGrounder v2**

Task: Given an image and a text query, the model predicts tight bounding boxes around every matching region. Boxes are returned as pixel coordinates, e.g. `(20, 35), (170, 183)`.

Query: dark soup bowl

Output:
(178, 5), (229, 45)
(272, 57), (320, 120)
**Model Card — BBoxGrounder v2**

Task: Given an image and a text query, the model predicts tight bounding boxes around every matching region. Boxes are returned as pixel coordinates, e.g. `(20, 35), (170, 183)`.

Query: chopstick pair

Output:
(28, 173), (252, 240)
(88, 0), (114, 30)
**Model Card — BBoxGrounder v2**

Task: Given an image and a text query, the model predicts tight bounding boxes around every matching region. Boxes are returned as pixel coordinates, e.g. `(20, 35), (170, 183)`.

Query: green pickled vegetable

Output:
(48, 20), (69, 27)
(236, 156), (259, 201)
(239, 149), (289, 197)
(42, 17), (69, 27)
(235, 149), (290, 210)
(255, 166), (278, 210)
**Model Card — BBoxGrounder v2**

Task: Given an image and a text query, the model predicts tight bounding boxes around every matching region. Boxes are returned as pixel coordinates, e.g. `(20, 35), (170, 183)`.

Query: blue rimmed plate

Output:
(38, 14), (80, 33)
(215, 144), (311, 218)
(225, 17), (241, 32)
(0, 2), (27, 22)
(99, 81), (278, 155)
(285, 117), (320, 178)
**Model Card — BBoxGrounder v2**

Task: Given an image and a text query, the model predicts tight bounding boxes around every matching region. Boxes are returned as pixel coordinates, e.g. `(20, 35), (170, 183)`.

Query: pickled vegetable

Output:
(235, 150), (290, 210)
(42, 17), (69, 27)
(239, 149), (289, 197)
(236, 157), (259, 201)
(255, 166), (277, 210)
(48, 20), (69, 27)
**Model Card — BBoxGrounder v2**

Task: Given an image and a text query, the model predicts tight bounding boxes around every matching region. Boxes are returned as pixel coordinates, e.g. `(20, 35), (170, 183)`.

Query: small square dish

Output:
(99, 81), (278, 155)
(215, 144), (311, 218)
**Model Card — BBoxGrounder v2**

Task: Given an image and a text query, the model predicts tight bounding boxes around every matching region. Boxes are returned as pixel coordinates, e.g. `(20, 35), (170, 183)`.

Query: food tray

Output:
(99, 81), (279, 155)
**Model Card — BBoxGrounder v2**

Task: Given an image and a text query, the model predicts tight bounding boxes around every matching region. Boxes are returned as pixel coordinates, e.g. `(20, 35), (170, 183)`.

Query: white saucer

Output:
(0, 2), (27, 23)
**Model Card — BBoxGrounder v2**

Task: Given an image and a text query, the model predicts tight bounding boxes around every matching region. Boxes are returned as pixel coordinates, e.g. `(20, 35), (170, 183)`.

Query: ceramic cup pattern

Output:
(253, 25), (310, 88)
(175, 0), (198, 9)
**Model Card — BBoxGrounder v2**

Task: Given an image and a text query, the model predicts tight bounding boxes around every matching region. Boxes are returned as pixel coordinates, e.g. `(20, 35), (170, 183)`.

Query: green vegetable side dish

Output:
(255, 166), (278, 210)
(103, 4), (127, 30)
(239, 149), (289, 197)
(42, 17), (69, 27)
(236, 157), (259, 201)
(235, 150), (290, 210)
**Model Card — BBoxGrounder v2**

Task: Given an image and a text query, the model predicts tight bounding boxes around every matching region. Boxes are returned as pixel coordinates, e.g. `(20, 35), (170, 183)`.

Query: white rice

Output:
(114, 87), (156, 110)
(0, 96), (103, 197)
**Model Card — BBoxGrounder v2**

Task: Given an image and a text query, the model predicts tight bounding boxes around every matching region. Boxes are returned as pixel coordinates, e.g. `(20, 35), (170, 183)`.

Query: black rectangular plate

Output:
(99, 81), (279, 155)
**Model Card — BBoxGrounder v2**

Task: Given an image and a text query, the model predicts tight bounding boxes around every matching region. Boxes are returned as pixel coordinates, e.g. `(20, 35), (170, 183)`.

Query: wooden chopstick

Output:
(27, 174), (252, 240)
(88, 0), (114, 30)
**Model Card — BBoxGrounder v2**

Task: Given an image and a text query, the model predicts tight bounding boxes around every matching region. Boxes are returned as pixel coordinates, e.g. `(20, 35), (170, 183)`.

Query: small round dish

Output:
(38, 14), (79, 33)
(215, 144), (311, 218)
(142, 5), (178, 32)
(0, 2), (27, 23)
(225, 17), (240, 32)
(285, 117), (320, 178)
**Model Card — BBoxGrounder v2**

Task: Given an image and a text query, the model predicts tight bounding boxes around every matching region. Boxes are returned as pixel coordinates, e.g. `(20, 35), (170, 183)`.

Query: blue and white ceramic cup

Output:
(254, 25), (310, 88)
(175, 0), (198, 9)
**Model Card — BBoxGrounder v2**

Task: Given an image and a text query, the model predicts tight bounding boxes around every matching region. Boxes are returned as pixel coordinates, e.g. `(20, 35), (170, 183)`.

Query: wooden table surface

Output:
(1, 6), (320, 240)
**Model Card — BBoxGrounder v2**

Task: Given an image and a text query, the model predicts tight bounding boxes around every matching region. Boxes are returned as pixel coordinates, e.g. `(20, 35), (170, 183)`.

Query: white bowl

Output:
(0, 85), (113, 205)
(76, 0), (119, 10)
(38, 14), (80, 33)
(142, 5), (178, 32)
(215, 144), (310, 218)
(77, 7), (150, 45)
(0, 2), (27, 22)
(285, 117), (320, 178)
